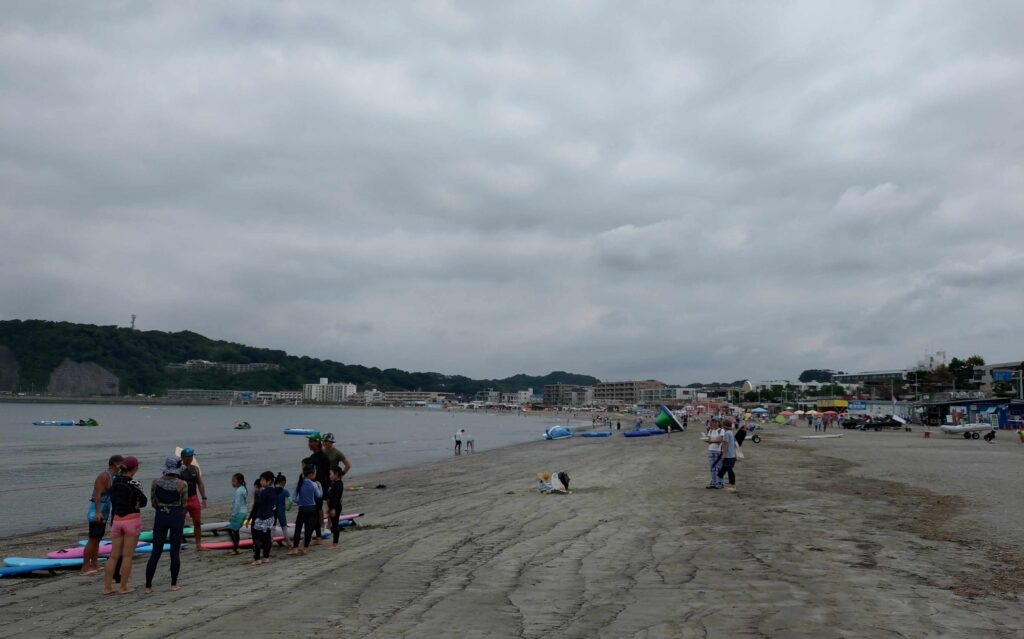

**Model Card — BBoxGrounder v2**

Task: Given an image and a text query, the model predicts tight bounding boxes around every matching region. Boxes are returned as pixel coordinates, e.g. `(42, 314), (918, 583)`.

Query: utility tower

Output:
(130, 314), (136, 330)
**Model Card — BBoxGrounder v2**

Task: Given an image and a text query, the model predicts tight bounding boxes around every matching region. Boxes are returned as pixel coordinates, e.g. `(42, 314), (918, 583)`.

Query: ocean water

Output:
(0, 403), (575, 537)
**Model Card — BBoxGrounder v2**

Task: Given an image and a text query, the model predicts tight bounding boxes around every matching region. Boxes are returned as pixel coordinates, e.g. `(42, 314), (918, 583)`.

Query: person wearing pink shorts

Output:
(103, 457), (148, 595)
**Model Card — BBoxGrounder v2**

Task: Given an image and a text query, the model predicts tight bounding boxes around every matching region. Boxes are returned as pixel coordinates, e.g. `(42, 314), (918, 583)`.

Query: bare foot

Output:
(287, 549), (299, 556)
(102, 590), (116, 596)
(170, 585), (180, 592)
(196, 546), (209, 552)
(261, 559), (270, 564)
(331, 544), (340, 550)
(144, 588), (153, 595)
(313, 539), (322, 546)
(81, 569), (99, 576)
(117, 587), (136, 595)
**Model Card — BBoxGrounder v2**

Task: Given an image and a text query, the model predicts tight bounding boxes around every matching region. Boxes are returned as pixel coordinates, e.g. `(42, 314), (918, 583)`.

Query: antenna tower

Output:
(130, 314), (137, 330)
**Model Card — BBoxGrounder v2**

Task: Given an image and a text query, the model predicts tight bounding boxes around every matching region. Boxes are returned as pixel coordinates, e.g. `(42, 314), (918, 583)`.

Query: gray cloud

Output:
(2, 1), (1023, 383)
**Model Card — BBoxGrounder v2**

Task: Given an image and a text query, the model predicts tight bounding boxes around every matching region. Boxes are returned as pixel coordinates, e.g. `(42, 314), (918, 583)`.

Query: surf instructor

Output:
(179, 448), (208, 551)
(82, 454), (123, 575)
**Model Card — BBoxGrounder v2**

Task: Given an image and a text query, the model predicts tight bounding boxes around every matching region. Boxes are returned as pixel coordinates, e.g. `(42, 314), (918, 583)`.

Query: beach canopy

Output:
(794, 410), (805, 415)
(751, 407), (768, 414)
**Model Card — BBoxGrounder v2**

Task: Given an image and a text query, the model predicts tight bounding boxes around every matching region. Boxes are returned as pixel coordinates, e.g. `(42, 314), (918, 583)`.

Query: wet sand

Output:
(1, 425), (1022, 638)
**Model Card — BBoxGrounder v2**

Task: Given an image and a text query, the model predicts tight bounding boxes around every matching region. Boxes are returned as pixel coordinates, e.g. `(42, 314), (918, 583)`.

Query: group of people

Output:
(704, 417), (749, 492)
(83, 431), (352, 596)
(452, 428), (474, 455)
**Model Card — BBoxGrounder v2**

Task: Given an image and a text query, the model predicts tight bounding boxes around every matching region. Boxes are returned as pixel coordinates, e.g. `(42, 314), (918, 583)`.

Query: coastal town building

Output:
(638, 386), (697, 405)
(475, 389), (501, 405)
(303, 378), (358, 403)
(166, 360), (281, 374)
(384, 390), (446, 403)
(167, 388), (245, 401)
(594, 380), (665, 405)
(363, 388), (385, 404)
(543, 383), (593, 407)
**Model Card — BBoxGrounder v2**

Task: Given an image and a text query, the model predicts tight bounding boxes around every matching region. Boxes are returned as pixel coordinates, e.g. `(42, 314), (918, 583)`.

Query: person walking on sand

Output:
(716, 420), (739, 493)
(178, 448), (208, 551)
(145, 457), (187, 594)
(706, 420), (726, 489)
(453, 429), (462, 456)
(464, 429), (475, 453)
(103, 456), (146, 595)
(82, 454), (123, 575)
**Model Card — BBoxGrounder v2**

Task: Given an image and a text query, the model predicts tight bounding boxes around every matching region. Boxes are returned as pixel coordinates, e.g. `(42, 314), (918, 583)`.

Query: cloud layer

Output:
(2, 1), (1022, 383)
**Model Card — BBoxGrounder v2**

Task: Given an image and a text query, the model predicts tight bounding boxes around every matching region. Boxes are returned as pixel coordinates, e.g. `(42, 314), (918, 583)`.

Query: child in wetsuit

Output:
(274, 473), (290, 537)
(249, 471), (277, 565)
(288, 465), (322, 555)
(327, 466), (344, 547)
(226, 473), (248, 554)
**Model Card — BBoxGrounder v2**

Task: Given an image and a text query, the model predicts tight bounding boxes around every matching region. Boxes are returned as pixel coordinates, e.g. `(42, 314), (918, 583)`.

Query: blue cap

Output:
(181, 447), (195, 457)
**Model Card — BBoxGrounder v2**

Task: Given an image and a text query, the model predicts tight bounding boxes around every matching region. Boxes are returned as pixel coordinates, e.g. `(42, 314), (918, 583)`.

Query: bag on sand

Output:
(736, 448), (745, 461)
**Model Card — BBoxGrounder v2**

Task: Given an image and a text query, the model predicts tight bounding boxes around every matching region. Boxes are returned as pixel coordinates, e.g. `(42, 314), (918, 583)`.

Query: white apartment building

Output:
(303, 378), (358, 403)
(638, 386), (697, 404)
(363, 388), (385, 403)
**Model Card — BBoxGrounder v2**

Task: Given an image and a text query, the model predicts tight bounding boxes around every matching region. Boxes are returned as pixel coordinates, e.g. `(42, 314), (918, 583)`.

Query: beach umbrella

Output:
(774, 415), (785, 423)
(743, 412), (752, 418)
(751, 407), (768, 414)
(794, 410), (805, 415)
(780, 410), (794, 417)
(823, 410), (838, 416)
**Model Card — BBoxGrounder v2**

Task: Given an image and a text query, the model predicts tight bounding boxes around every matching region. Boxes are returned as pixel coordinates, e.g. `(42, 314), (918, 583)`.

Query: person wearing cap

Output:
(306, 434), (330, 543)
(82, 454), (123, 575)
(322, 433), (351, 480)
(103, 456), (147, 595)
(178, 448), (208, 551)
(145, 457), (188, 594)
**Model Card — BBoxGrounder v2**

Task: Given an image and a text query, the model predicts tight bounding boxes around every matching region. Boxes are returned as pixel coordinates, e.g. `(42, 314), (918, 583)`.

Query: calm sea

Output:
(0, 403), (576, 537)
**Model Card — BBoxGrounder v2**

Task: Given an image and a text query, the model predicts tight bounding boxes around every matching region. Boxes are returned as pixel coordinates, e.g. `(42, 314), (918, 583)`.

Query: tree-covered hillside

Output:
(0, 320), (600, 396)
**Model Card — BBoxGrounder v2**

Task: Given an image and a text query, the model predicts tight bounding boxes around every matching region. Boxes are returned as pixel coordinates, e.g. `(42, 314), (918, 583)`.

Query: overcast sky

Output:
(2, 2), (1022, 384)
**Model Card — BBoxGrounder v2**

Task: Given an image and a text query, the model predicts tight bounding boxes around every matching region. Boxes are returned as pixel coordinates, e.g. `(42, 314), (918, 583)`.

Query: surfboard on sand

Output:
(799, 434), (842, 439)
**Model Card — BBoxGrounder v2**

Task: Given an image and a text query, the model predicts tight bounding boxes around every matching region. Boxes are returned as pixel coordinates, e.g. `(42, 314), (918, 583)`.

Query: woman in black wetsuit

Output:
(145, 457), (188, 594)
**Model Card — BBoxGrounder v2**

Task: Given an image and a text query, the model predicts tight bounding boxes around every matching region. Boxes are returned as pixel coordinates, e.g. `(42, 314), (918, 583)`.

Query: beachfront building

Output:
(167, 388), (243, 401)
(384, 390), (446, 404)
(166, 360), (281, 374)
(475, 389), (501, 405)
(638, 386), (697, 406)
(594, 380), (665, 405)
(972, 361), (1024, 392)
(303, 378), (358, 403)
(543, 383), (593, 407)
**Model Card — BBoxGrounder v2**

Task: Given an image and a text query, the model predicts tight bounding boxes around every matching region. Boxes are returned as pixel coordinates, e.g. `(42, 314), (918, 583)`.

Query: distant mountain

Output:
(685, 380), (746, 388)
(0, 320), (600, 396)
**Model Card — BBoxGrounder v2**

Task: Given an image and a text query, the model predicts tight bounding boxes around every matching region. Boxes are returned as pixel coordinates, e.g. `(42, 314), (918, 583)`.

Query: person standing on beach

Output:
(322, 433), (351, 481)
(306, 434), (330, 543)
(289, 464), (322, 555)
(716, 421), (739, 492)
(706, 420), (725, 489)
(178, 448), (208, 551)
(453, 429), (462, 455)
(82, 454), (123, 575)
(103, 456), (146, 595)
(464, 430), (475, 453)
(145, 457), (187, 594)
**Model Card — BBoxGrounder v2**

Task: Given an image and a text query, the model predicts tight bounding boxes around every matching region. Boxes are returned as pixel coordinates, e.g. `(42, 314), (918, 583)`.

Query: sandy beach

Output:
(1, 424), (1022, 638)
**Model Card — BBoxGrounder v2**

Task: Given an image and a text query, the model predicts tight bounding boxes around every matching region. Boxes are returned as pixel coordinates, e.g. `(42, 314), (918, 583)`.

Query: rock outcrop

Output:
(47, 359), (119, 396)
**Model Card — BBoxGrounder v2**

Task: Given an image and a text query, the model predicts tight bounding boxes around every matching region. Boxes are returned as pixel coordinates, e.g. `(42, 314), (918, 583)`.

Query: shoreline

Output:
(2, 426), (1020, 637)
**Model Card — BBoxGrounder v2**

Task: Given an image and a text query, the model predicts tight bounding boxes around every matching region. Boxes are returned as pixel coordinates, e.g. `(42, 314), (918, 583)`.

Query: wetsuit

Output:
(145, 478), (186, 589)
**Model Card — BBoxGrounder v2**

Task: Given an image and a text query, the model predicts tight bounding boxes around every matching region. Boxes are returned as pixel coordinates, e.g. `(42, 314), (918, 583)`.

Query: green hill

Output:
(0, 319), (599, 396)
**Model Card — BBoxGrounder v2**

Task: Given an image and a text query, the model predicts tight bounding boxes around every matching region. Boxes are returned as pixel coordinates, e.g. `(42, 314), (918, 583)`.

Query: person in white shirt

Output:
(706, 419), (726, 489)
(717, 421), (739, 492)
